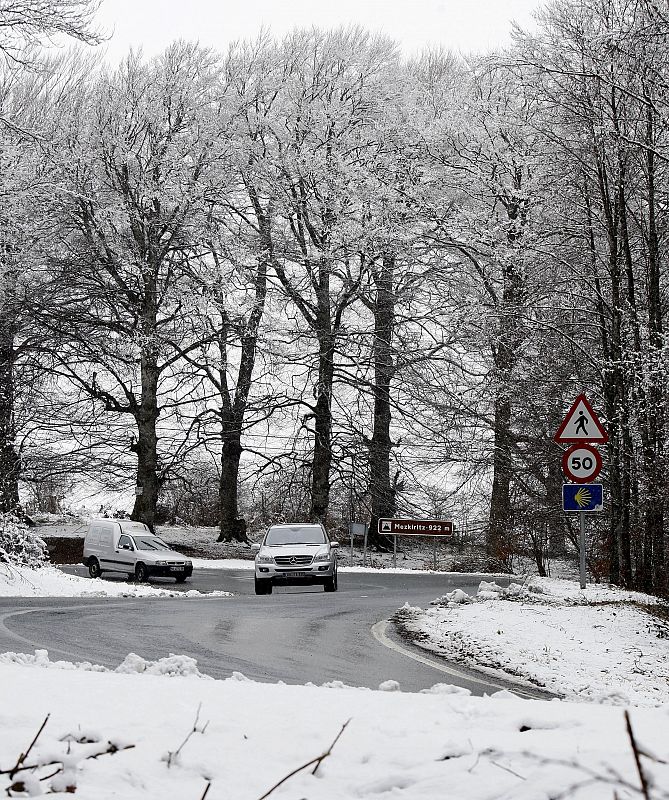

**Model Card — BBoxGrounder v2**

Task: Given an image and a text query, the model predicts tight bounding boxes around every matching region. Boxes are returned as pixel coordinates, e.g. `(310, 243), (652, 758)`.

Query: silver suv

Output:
(252, 523), (339, 595)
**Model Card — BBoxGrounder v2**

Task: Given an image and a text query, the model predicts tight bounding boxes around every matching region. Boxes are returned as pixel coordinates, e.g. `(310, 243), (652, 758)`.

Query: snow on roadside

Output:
(190, 557), (254, 570)
(0, 564), (231, 598)
(190, 558), (434, 572)
(2, 653), (669, 799)
(395, 577), (669, 707)
(0, 649), (212, 677)
(190, 558), (510, 575)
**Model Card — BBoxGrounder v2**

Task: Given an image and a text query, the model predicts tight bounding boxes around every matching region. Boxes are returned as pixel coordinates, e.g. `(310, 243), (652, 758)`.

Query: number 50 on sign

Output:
(561, 444), (602, 483)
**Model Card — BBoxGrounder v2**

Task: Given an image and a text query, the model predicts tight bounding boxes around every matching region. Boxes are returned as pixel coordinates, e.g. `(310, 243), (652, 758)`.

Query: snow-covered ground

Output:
(0, 564), (231, 598)
(1, 650), (668, 799)
(396, 577), (669, 707)
(33, 515), (584, 576)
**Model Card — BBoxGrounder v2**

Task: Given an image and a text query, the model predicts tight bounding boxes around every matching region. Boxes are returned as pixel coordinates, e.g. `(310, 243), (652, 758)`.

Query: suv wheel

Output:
(88, 558), (101, 579)
(324, 570), (338, 592)
(135, 563), (149, 583)
(254, 577), (272, 595)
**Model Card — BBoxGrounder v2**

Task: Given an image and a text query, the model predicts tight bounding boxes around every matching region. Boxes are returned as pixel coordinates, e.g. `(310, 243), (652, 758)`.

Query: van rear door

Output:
(97, 523), (122, 572)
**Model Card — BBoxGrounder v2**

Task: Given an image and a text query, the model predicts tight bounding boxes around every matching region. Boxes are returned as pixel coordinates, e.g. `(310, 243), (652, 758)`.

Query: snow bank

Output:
(396, 577), (669, 706)
(1, 653), (669, 799)
(0, 564), (232, 598)
(0, 649), (210, 678)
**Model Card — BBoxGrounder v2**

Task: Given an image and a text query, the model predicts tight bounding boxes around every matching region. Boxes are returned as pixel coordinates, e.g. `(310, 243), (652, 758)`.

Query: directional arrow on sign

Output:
(554, 394), (608, 444)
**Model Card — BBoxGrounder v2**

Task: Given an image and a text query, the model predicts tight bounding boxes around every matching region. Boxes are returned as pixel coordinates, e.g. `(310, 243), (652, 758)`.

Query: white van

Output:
(82, 519), (193, 583)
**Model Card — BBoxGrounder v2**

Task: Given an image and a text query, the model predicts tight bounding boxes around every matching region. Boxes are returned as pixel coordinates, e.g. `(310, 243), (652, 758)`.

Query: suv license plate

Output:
(285, 571), (306, 577)
(170, 566), (185, 572)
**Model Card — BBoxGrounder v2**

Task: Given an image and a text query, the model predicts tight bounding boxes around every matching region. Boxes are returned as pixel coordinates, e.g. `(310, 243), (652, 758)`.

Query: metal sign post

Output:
(393, 535), (397, 568)
(349, 522), (367, 565)
(555, 394), (608, 592)
(578, 511), (585, 589)
(562, 484), (603, 588)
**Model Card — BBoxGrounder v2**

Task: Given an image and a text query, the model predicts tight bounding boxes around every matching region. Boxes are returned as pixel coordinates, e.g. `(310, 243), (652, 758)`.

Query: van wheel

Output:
(88, 558), (101, 579)
(135, 563), (149, 583)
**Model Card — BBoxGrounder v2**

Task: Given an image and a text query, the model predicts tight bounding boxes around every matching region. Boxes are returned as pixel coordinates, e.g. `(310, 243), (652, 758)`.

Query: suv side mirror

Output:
(330, 541), (339, 549)
(251, 543), (261, 551)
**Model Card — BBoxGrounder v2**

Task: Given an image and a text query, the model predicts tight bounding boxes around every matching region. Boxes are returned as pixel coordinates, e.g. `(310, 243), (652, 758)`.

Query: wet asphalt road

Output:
(0, 568), (545, 696)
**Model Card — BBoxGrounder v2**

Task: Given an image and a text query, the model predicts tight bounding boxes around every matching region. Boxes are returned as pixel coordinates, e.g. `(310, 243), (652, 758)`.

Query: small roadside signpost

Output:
(378, 518), (453, 568)
(349, 521), (367, 564)
(554, 394), (607, 589)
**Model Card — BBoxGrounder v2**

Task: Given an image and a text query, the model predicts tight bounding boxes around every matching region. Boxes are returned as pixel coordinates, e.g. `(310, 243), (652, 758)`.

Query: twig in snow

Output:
(256, 719), (350, 800)
(490, 759), (526, 780)
(3, 714), (50, 779)
(625, 710), (652, 800)
(199, 781), (211, 800)
(164, 703), (209, 768)
(3, 725), (134, 798)
(3, 740), (136, 777)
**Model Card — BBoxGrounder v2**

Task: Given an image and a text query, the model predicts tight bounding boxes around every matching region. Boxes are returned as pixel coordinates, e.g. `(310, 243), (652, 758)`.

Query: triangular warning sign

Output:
(554, 394), (608, 444)
(381, 520), (392, 532)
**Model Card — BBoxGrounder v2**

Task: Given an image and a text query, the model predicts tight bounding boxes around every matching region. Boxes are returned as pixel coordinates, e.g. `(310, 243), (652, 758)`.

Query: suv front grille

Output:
(274, 555), (313, 566)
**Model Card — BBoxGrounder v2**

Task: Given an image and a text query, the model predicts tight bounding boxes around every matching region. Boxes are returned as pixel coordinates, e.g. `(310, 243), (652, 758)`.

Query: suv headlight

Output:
(313, 551), (331, 563)
(256, 554), (274, 564)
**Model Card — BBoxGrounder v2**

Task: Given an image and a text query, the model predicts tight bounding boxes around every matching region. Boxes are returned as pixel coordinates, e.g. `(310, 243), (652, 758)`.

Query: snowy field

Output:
(396, 577), (669, 707)
(1, 651), (668, 799)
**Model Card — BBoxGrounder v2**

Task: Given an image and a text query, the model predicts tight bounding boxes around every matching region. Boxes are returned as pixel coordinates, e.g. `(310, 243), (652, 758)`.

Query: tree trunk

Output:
(0, 307), (19, 513)
(368, 254), (395, 551)
(643, 100), (665, 593)
(218, 425), (246, 543)
(310, 257), (335, 523)
(488, 390), (513, 560)
(310, 334), (334, 522)
(131, 346), (160, 531)
(487, 189), (526, 561)
(214, 240), (268, 543)
(546, 459), (566, 557)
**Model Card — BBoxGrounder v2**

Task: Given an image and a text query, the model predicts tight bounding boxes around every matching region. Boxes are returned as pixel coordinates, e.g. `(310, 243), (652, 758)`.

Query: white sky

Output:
(94, 0), (542, 63)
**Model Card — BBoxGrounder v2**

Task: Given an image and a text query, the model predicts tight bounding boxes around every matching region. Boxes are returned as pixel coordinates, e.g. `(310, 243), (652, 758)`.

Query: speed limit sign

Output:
(561, 444), (602, 483)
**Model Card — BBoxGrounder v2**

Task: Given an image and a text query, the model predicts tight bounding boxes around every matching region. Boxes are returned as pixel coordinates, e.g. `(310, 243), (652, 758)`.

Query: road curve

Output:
(0, 568), (547, 697)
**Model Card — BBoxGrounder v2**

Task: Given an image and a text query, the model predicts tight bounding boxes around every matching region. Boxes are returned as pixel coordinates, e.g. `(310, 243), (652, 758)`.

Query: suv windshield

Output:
(265, 526), (326, 546)
(132, 536), (171, 551)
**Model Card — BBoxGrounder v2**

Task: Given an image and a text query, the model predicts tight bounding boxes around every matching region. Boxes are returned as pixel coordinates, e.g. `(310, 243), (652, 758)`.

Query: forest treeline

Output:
(0, 0), (668, 592)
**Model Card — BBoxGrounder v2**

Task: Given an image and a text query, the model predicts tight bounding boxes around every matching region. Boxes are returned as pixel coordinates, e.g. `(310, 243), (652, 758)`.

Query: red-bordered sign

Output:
(554, 394), (608, 444)
(561, 444), (603, 483)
